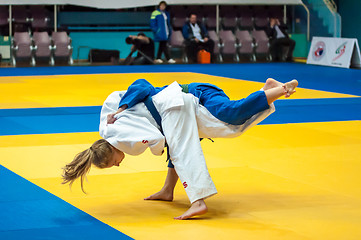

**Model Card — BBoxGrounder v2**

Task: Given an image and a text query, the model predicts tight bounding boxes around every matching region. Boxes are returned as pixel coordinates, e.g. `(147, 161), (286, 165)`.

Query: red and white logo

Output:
(183, 182), (188, 188)
(312, 41), (326, 61)
(142, 140), (148, 144)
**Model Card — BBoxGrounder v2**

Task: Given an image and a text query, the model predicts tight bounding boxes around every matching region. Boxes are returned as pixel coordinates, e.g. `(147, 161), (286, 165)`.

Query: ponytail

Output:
(62, 139), (113, 193)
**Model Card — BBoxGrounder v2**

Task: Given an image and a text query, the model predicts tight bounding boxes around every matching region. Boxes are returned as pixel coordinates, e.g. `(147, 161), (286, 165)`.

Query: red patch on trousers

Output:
(183, 182), (188, 188)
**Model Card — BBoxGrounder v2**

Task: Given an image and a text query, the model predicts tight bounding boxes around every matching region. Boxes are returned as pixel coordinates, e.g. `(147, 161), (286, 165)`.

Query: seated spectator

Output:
(150, 1), (176, 64)
(266, 18), (295, 62)
(124, 33), (155, 65)
(182, 13), (214, 63)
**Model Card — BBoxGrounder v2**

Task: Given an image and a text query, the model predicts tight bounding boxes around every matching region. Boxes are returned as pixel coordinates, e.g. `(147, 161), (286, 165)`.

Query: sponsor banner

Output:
(307, 37), (361, 69)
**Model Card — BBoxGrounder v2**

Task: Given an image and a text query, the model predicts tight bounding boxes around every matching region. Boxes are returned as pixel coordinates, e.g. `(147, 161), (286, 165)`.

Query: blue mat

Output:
(0, 165), (133, 240)
(0, 98), (360, 136)
(0, 63), (360, 96)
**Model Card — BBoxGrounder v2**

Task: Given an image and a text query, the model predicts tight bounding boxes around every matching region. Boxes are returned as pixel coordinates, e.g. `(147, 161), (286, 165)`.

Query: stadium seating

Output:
(29, 6), (51, 30)
(238, 6), (254, 30)
(208, 30), (221, 62)
(254, 6), (269, 30)
(252, 29), (271, 61)
(11, 31), (73, 66)
(11, 32), (35, 66)
(33, 31), (54, 65)
(169, 30), (187, 63)
(52, 31), (73, 65)
(235, 30), (255, 61)
(219, 30), (238, 62)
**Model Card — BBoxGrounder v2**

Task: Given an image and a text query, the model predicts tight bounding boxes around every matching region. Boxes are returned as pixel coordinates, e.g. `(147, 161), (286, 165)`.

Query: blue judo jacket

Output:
(150, 9), (172, 41)
(117, 79), (269, 126)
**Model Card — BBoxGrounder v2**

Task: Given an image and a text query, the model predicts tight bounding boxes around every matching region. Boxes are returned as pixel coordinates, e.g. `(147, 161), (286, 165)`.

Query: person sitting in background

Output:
(150, 1), (176, 64)
(124, 33), (155, 65)
(182, 13), (214, 63)
(266, 18), (296, 62)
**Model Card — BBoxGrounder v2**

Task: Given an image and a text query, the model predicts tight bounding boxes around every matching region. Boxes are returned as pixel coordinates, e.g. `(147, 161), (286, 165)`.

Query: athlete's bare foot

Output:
(283, 79), (298, 98)
(144, 189), (174, 201)
(263, 78), (283, 90)
(174, 199), (208, 220)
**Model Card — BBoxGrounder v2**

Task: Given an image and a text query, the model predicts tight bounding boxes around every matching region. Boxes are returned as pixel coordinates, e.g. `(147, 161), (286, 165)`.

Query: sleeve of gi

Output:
(118, 79), (155, 109)
(100, 91), (165, 156)
(104, 112), (166, 156)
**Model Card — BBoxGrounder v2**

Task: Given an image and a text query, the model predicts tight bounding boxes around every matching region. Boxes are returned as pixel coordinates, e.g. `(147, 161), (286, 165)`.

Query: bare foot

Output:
(283, 79), (298, 98)
(144, 189), (173, 201)
(174, 199), (208, 220)
(263, 78), (283, 90)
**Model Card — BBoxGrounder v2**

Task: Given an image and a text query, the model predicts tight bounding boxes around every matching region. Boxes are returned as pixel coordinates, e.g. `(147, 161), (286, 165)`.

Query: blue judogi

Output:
(118, 79), (269, 126)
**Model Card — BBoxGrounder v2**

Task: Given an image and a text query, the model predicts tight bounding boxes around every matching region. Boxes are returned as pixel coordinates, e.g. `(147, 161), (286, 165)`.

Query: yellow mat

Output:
(0, 121), (360, 240)
(0, 72), (357, 109)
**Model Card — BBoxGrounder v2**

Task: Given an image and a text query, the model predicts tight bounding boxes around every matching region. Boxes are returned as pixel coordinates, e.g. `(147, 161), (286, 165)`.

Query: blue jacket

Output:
(150, 9), (172, 41)
(182, 21), (209, 40)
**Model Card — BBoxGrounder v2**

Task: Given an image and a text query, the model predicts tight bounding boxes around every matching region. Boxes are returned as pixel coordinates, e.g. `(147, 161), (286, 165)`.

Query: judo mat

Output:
(0, 63), (361, 240)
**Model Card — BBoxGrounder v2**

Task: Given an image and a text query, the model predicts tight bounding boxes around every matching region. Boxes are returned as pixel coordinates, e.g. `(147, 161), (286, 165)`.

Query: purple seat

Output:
(253, 6), (269, 30)
(254, 17), (269, 30)
(30, 6), (51, 30)
(0, 6), (9, 26)
(205, 12), (217, 30)
(235, 30), (255, 61)
(52, 31), (73, 65)
(169, 30), (187, 63)
(238, 6), (254, 30)
(11, 32), (35, 66)
(12, 6), (30, 24)
(12, 6), (30, 32)
(208, 30), (221, 61)
(172, 15), (187, 30)
(219, 30), (238, 62)
(238, 16), (253, 30)
(221, 11), (237, 30)
(251, 30), (271, 61)
(33, 32), (54, 65)
(172, 8), (187, 30)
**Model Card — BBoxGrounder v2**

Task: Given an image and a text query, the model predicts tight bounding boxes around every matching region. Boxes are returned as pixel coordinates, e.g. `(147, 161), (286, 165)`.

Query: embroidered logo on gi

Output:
(142, 140), (148, 144)
(183, 182), (188, 188)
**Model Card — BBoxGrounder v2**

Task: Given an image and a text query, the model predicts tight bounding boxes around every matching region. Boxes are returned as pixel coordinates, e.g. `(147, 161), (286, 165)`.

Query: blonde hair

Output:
(62, 139), (113, 193)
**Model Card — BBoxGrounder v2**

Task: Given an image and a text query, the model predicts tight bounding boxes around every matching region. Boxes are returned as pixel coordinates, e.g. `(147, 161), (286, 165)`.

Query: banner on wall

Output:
(307, 37), (361, 69)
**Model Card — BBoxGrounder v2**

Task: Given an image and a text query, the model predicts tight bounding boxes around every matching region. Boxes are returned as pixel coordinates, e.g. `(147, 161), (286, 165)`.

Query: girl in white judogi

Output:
(62, 78), (298, 220)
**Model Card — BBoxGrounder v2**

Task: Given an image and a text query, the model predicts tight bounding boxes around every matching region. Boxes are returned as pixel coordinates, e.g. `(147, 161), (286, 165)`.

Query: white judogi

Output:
(99, 82), (275, 203)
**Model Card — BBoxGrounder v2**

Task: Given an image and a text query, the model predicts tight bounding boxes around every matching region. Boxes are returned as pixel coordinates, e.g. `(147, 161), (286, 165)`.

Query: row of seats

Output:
(169, 5), (283, 19)
(11, 31), (73, 66)
(169, 30), (271, 63)
(173, 16), (278, 32)
(0, 6), (52, 32)
(171, 5), (283, 30)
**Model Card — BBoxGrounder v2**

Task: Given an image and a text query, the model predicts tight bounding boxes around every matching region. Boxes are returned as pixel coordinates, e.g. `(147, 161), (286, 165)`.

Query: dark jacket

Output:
(134, 38), (155, 60)
(265, 24), (289, 41)
(150, 9), (172, 41)
(182, 21), (209, 40)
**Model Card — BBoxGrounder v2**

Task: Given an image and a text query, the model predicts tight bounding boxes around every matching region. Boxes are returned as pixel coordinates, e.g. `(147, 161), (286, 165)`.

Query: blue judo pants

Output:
(167, 85), (270, 168)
